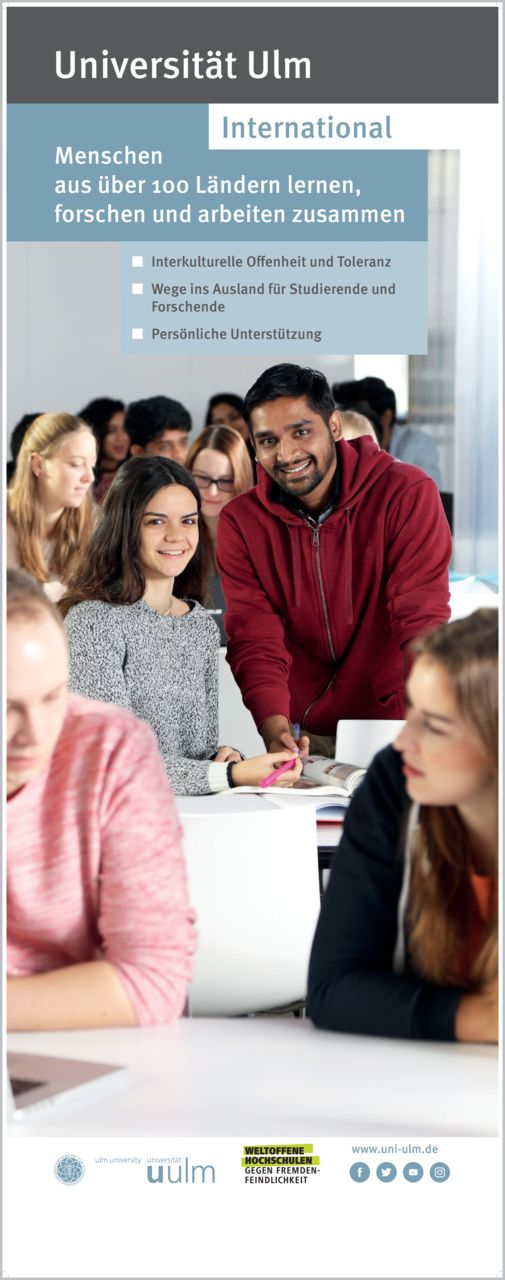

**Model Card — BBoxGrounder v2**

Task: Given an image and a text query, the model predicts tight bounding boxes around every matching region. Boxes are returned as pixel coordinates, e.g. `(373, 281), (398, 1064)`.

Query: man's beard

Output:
(274, 436), (336, 498)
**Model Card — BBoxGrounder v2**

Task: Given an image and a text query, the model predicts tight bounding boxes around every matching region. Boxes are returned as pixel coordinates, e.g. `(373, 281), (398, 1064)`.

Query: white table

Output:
(449, 577), (499, 621)
(7, 1019), (498, 1138)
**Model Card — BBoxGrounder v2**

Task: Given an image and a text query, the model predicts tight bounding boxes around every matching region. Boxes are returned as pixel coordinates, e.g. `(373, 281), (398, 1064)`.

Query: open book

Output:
(300, 756), (367, 796)
(228, 756), (366, 799)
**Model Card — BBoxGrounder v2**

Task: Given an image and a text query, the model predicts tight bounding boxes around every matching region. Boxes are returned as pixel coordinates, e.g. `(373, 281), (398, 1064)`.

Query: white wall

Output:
(354, 354), (409, 418)
(6, 241), (353, 453)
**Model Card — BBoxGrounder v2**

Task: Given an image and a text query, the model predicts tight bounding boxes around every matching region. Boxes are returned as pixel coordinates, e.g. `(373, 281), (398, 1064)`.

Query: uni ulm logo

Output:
(54, 1154), (85, 1186)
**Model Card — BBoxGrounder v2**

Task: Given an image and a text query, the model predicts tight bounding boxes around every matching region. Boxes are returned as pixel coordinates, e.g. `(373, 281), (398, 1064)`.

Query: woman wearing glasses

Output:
(186, 424), (254, 644)
(60, 456), (301, 796)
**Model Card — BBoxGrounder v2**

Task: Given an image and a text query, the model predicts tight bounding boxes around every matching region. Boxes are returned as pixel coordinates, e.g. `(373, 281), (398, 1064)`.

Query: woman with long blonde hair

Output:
(309, 609), (498, 1042)
(186, 423), (254, 643)
(7, 413), (96, 600)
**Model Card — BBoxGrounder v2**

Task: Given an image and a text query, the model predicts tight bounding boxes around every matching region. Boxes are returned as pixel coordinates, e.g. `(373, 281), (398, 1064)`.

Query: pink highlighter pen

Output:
(259, 757), (298, 789)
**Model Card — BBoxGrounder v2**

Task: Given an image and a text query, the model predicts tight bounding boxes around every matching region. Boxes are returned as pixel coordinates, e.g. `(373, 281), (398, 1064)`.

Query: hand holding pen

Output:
(259, 726), (303, 789)
(260, 715), (310, 760)
(259, 756), (299, 789)
(230, 750), (302, 788)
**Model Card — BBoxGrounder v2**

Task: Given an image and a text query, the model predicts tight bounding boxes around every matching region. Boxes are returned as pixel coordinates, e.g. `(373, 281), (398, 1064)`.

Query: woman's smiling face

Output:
(31, 430), (97, 508)
(138, 485), (199, 581)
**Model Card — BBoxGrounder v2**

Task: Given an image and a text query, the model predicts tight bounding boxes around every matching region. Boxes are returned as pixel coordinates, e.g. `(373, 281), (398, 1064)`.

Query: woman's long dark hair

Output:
(79, 397), (126, 482)
(205, 392), (245, 427)
(59, 456), (206, 615)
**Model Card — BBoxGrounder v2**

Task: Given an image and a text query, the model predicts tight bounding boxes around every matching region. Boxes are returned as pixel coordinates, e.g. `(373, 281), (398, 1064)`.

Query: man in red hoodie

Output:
(216, 364), (452, 760)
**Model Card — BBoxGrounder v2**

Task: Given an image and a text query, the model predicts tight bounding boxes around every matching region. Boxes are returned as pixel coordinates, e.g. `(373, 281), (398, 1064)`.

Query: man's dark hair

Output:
(360, 377), (396, 421)
(333, 376), (396, 423)
(125, 395), (192, 447)
(243, 364), (335, 434)
(332, 379), (363, 406)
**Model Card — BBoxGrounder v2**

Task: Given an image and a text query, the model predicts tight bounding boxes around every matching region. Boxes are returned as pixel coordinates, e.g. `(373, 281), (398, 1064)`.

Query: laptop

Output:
(7, 1051), (127, 1120)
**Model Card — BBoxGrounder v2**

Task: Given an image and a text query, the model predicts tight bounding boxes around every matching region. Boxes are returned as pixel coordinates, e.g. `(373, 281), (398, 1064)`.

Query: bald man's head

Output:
(6, 571), (68, 796)
(339, 411), (379, 447)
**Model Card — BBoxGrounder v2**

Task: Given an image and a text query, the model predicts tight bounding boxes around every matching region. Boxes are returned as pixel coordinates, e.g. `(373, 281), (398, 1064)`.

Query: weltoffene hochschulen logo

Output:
(242, 1143), (320, 1184)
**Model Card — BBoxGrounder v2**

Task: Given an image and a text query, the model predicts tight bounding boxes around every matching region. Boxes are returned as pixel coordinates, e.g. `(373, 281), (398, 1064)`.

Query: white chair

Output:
(176, 794), (320, 1016)
(335, 719), (406, 769)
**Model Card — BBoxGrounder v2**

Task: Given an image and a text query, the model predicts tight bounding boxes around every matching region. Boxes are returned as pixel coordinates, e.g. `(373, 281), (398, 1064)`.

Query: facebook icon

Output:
(350, 1162), (370, 1182)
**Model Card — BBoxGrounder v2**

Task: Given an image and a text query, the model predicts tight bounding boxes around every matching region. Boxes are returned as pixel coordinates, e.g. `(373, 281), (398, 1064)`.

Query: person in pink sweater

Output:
(6, 569), (197, 1030)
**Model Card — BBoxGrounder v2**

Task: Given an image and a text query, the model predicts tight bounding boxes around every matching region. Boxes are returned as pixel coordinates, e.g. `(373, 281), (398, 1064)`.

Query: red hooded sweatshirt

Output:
(216, 437), (451, 736)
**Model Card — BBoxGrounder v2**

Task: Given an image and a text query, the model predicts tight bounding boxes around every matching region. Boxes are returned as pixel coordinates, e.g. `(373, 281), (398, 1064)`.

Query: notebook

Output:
(7, 1051), (127, 1120)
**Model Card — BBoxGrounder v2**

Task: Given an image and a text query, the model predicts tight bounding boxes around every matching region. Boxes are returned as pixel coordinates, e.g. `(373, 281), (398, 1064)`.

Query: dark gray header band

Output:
(7, 6), (498, 104)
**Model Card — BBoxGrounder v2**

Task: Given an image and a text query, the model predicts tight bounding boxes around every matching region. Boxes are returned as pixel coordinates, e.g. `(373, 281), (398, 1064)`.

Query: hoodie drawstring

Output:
(293, 526), (302, 609)
(344, 507), (353, 626)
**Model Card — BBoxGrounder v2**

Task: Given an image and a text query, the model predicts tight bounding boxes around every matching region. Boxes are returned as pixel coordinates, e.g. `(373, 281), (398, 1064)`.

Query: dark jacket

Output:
(308, 746), (463, 1040)
(216, 437), (451, 735)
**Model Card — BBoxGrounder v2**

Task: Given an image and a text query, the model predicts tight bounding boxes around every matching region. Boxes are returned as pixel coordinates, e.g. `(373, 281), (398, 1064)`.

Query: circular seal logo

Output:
(54, 1154), (85, 1186)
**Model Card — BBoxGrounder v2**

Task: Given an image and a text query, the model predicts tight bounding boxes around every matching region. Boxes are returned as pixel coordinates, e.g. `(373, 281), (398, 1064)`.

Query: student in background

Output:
(309, 610), (498, 1043)
(61, 456), (302, 795)
(339, 410), (380, 447)
(6, 412), (44, 484)
(6, 413), (96, 602)
(79, 396), (129, 503)
(333, 376), (442, 489)
(330, 398), (383, 447)
(126, 395), (191, 465)
(6, 570), (196, 1030)
(186, 424), (254, 644)
(217, 363), (451, 763)
(205, 392), (257, 481)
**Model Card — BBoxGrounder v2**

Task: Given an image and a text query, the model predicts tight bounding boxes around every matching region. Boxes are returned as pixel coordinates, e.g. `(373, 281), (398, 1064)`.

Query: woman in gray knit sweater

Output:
(60, 456), (302, 796)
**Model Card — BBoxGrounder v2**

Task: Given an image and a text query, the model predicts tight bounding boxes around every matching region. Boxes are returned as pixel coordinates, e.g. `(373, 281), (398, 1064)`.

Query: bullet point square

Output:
(132, 283), (143, 295)
(132, 255), (143, 267)
(132, 328), (143, 340)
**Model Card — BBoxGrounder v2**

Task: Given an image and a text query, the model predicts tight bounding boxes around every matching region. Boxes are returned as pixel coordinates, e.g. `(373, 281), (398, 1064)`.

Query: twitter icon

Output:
(376, 1163), (397, 1182)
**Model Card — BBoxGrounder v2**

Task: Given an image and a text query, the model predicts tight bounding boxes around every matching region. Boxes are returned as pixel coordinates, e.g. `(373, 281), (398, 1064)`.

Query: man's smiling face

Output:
(250, 395), (341, 504)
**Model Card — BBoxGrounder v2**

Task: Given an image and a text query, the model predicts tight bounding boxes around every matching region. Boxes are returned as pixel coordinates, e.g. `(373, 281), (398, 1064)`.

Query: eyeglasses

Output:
(193, 473), (235, 492)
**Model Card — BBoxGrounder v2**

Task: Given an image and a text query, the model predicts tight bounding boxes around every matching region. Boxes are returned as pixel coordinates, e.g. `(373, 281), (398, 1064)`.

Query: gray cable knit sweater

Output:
(64, 598), (233, 795)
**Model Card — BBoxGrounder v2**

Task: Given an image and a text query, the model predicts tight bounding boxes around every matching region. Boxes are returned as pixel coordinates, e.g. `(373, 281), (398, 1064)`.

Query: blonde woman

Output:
(7, 413), (96, 601)
(309, 609), (498, 1043)
(186, 423), (254, 643)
